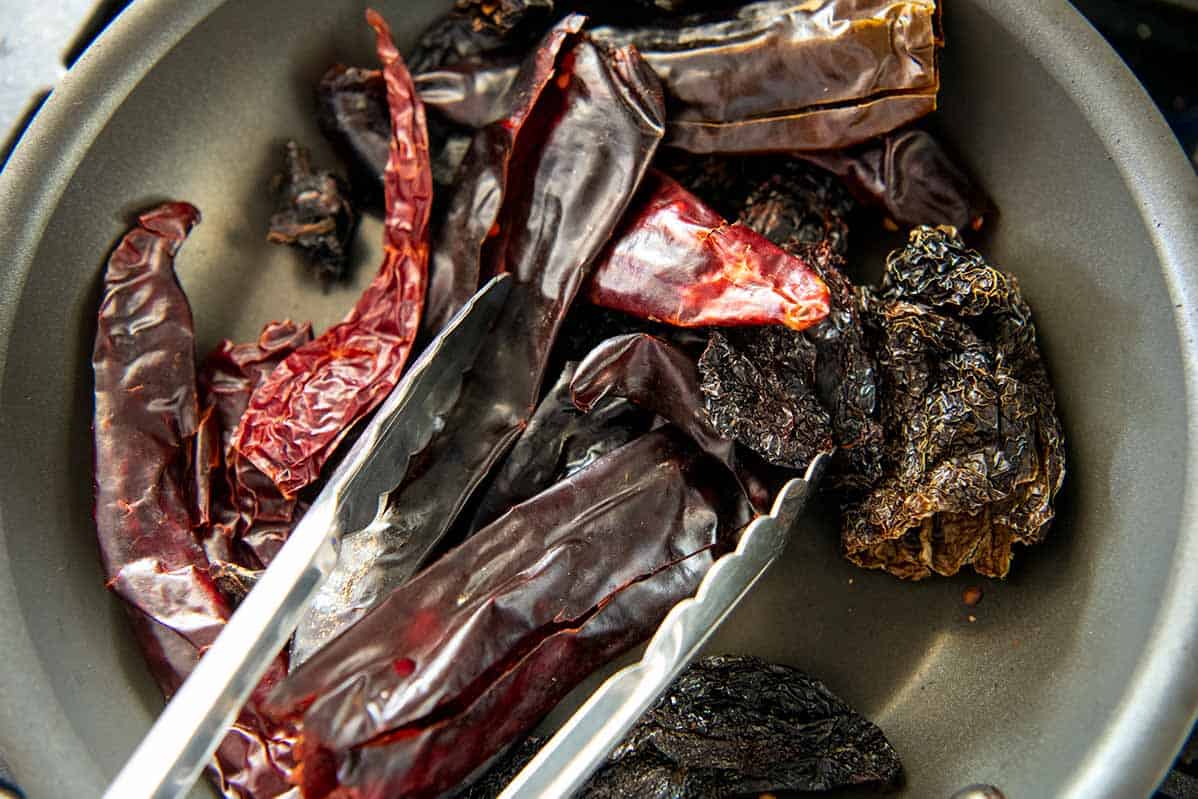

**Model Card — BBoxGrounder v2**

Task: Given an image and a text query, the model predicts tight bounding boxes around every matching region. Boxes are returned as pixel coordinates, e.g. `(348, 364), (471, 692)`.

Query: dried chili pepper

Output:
(317, 65), (390, 204)
(415, 57), (521, 129)
(587, 170), (830, 332)
(407, 9), (540, 75)
(453, 0), (554, 34)
(235, 11), (432, 498)
(592, 0), (941, 153)
(423, 16), (584, 336)
(736, 158), (855, 257)
(698, 242), (884, 493)
(289, 27), (668, 664)
(467, 657), (902, 798)
(661, 154), (856, 256)
(318, 64), (471, 203)
(843, 226), (1065, 579)
(572, 333), (770, 510)
(699, 326), (833, 470)
(199, 321), (312, 575)
(801, 129), (994, 233)
(92, 203), (298, 798)
(267, 430), (740, 799)
(583, 656), (903, 796)
(266, 141), (357, 282)
(467, 361), (651, 532)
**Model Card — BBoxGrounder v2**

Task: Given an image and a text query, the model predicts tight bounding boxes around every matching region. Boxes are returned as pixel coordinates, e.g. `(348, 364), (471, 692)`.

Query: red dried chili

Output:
(588, 171), (830, 331)
(572, 332), (771, 510)
(267, 430), (740, 799)
(92, 202), (298, 798)
(234, 10), (433, 498)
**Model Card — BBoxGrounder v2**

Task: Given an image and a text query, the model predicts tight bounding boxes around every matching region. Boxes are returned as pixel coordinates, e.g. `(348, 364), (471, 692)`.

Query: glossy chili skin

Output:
(572, 333), (770, 510)
(466, 360), (651, 532)
(423, 16), (584, 336)
(289, 31), (667, 664)
(267, 430), (734, 799)
(592, 0), (941, 153)
(199, 321), (312, 575)
(587, 170), (830, 331)
(801, 129), (994, 232)
(235, 12), (432, 498)
(92, 203), (298, 798)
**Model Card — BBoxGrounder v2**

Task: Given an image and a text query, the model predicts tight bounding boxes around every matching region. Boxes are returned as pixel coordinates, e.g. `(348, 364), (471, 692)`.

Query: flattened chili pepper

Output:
(592, 0), (941, 153)
(800, 129), (995, 232)
(235, 10), (432, 498)
(466, 361), (651, 532)
(92, 203), (298, 798)
(423, 16), (584, 336)
(572, 333), (771, 510)
(290, 30), (666, 665)
(587, 170), (830, 332)
(267, 430), (739, 799)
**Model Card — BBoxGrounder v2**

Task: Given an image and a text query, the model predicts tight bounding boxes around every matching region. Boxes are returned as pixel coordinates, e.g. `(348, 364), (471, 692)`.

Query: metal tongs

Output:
(497, 452), (827, 799)
(104, 272), (826, 799)
(104, 275), (513, 799)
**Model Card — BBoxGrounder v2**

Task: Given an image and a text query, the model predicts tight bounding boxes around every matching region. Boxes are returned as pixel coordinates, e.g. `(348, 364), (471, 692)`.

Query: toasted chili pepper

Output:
(592, 0), (941, 153)
(199, 320), (312, 574)
(267, 430), (740, 799)
(235, 11), (433, 498)
(587, 170), (830, 332)
(572, 333), (771, 510)
(466, 361), (652, 532)
(92, 203), (298, 798)
(289, 30), (666, 665)
(423, 16), (584, 336)
(800, 129), (995, 232)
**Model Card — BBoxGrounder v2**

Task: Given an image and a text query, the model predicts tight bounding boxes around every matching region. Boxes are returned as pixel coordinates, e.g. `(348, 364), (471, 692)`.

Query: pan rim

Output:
(0, 0), (1196, 796)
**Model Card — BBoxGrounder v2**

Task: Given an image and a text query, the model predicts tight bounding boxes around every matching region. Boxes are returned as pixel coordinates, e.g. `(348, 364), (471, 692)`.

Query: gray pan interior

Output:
(1, 1), (1198, 797)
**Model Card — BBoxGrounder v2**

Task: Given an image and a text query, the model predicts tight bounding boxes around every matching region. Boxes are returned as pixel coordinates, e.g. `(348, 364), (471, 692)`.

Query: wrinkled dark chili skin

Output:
(199, 321), (312, 575)
(267, 430), (736, 799)
(289, 30), (667, 665)
(843, 226), (1065, 579)
(592, 0), (940, 153)
(266, 140), (357, 282)
(587, 170), (830, 332)
(801, 129), (994, 233)
(698, 243), (883, 486)
(467, 361), (651, 532)
(468, 657), (902, 798)
(572, 333), (770, 510)
(236, 12), (432, 498)
(93, 203), (298, 798)
(423, 16), (584, 336)
(584, 656), (903, 797)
